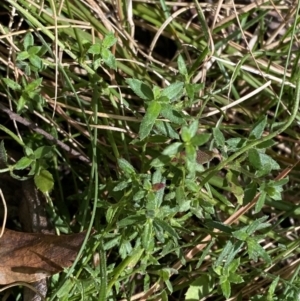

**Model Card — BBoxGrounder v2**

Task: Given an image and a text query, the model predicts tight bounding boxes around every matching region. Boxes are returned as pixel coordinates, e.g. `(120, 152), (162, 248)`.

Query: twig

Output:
(0, 188), (7, 238)
(0, 103), (90, 164)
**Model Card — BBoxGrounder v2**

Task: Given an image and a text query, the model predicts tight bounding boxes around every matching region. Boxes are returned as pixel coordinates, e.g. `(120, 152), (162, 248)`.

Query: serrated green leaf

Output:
(14, 156), (33, 170)
(34, 169), (54, 193)
(139, 101), (161, 140)
(247, 216), (269, 234)
(103, 52), (116, 70)
(246, 237), (271, 264)
(88, 43), (101, 54)
(232, 228), (248, 241)
(228, 273), (243, 284)
(126, 78), (154, 100)
(102, 32), (117, 48)
(101, 47), (110, 60)
(161, 82), (184, 101)
(160, 107), (185, 124)
(2, 78), (22, 91)
(248, 149), (280, 171)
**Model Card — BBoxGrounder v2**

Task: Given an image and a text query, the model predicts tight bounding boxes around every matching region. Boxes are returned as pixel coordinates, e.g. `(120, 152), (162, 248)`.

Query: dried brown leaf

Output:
(0, 228), (86, 285)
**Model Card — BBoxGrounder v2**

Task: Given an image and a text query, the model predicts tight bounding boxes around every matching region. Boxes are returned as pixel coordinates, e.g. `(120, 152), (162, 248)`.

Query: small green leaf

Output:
(139, 101), (161, 140)
(220, 279), (231, 299)
(155, 120), (180, 139)
(250, 116), (267, 139)
(34, 169), (54, 193)
(268, 276), (279, 296)
(177, 55), (187, 76)
(188, 120), (199, 137)
(162, 142), (183, 156)
(28, 46), (41, 55)
(126, 78), (154, 100)
(25, 77), (43, 92)
(2, 78), (22, 91)
(226, 138), (246, 152)
(213, 128), (225, 147)
(153, 217), (179, 239)
(127, 248), (144, 269)
(181, 126), (191, 142)
(228, 258), (240, 273)
(34, 146), (53, 159)
(243, 182), (257, 204)
(17, 51), (30, 61)
(17, 95), (27, 112)
(255, 191), (267, 213)
(142, 220), (153, 250)
(161, 82), (184, 101)
(102, 32), (117, 48)
(185, 144), (196, 163)
(118, 158), (136, 176)
(190, 134), (211, 147)
(0, 141), (7, 165)
(226, 170), (244, 204)
(29, 55), (43, 69)
(118, 215), (145, 227)
(185, 83), (195, 101)
(184, 275), (214, 300)
(228, 273), (243, 284)
(23, 32), (34, 50)
(15, 156), (33, 170)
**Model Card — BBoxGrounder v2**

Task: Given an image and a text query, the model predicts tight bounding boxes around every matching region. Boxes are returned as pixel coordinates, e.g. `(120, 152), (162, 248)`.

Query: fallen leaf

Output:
(0, 228), (86, 285)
